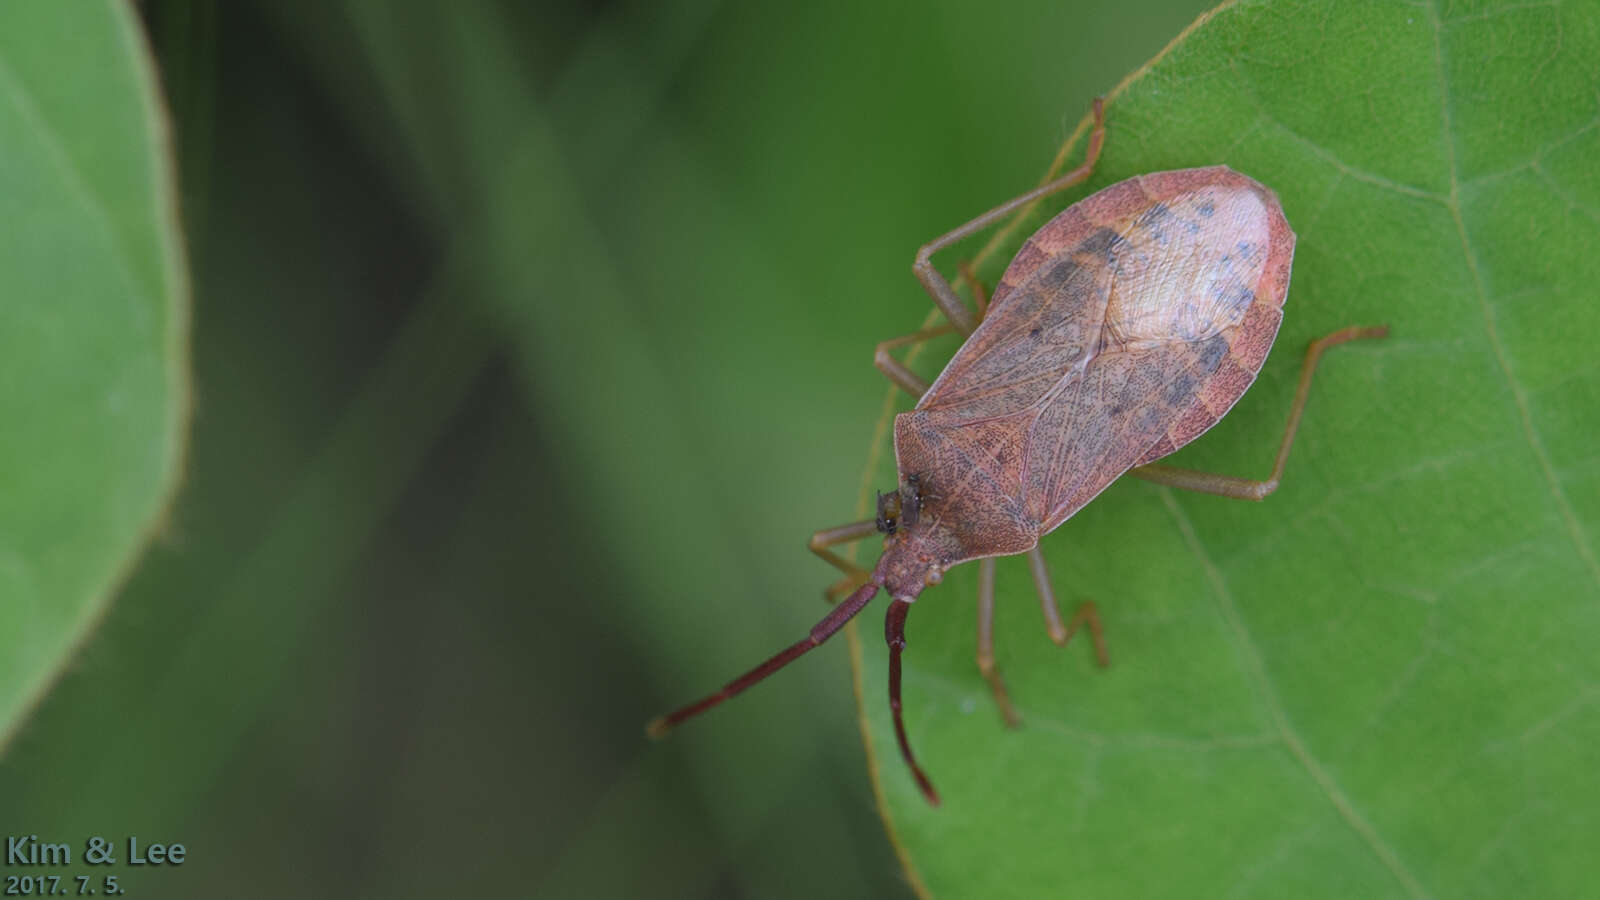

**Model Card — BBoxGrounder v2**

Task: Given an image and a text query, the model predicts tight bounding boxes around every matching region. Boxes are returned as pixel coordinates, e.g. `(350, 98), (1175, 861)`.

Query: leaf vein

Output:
(1159, 488), (1430, 900)
(1426, 0), (1600, 590)
(0, 49), (146, 312)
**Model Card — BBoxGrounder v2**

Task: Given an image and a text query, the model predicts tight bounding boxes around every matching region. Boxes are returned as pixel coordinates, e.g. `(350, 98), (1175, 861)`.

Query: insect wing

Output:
(916, 234), (1115, 424)
(1027, 334), (1235, 527)
(906, 168), (1294, 536)
(1027, 169), (1294, 528)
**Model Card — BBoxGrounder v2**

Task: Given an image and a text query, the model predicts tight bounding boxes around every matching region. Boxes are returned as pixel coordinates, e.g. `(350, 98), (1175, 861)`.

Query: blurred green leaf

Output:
(0, 2), (187, 745)
(857, 0), (1600, 896)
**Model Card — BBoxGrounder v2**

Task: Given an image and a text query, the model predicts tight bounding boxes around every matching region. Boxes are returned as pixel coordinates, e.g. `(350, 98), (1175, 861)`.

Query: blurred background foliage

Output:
(1, 0), (1218, 897)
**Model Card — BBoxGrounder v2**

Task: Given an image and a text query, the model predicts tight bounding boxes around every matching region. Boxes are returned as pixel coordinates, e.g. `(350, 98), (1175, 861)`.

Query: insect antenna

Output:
(886, 599), (940, 806)
(647, 577), (882, 738)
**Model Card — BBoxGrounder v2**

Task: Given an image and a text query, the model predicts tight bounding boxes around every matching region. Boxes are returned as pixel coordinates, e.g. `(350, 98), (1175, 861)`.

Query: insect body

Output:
(649, 101), (1385, 806)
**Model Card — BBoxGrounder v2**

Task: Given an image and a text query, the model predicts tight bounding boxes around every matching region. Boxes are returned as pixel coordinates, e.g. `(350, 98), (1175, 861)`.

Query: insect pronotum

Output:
(648, 99), (1386, 805)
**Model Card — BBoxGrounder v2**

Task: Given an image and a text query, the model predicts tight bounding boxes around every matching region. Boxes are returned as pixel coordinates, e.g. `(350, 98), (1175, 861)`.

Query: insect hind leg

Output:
(1027, 546), (1109, 667)
(1126, 325), (1388, 500)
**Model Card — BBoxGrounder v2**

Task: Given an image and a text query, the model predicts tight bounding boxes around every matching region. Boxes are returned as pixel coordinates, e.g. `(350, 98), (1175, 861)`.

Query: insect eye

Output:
(875, 490), (901, 534)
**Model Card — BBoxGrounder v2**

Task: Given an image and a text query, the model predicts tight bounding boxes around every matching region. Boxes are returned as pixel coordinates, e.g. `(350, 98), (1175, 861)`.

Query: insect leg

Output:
(874, 324), (955, 398)
(1064, 600), (1110, 668)
(1028, 546), (1110, 667)
(913, 98), (1106, 337)
(875, 267), (992, 398)
(810, 519), (879, 601)
(886, 599), (940, 806)
(976, 558), (1022, 727)
(1027, 546), (1068, 644)
(1127, 325), (1389, 501)
(648, 578), (882, 739)
(958, 260), (989, 321)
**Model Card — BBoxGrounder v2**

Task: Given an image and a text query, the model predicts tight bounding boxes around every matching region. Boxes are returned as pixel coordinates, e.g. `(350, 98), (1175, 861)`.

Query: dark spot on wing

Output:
(1076, 227), (1122, 260)
(1135, 203), (1172, 246)
(1136, 403), (1165, 431)
(1223, 284), (1254, 315)
(1041, 255), (1081, 286)
(1196, 334), (1229, 370)
(1198, 201), (1215, 217)
(1164, 372), (1197, 405)
(1029, 327), (1042, 339)
(1137, 203), (1170, 224)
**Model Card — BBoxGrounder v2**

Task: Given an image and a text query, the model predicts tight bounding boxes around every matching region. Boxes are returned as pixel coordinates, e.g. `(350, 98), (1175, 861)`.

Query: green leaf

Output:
(0, 3), (189, 745)
(855, 1), (1600, 896)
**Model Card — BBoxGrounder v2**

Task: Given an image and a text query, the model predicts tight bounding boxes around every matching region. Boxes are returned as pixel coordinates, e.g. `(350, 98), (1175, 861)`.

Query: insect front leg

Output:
(912, 98), (1106, 336)
(1127, 325), (1388, 500)
(810, 519), (879, 602)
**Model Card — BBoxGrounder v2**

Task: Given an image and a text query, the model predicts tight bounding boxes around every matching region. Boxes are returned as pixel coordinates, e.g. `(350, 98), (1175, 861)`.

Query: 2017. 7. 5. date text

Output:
(6, 874), (124, 897)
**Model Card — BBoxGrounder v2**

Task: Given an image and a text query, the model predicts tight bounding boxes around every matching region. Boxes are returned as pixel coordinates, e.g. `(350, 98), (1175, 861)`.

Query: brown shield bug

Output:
(648, 100), (1386, 805)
